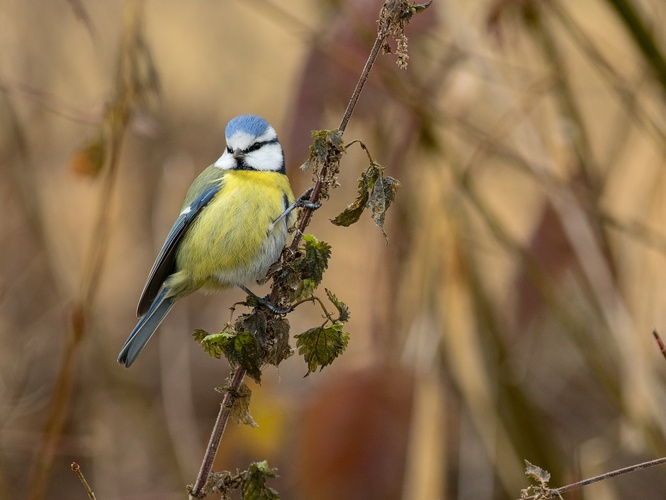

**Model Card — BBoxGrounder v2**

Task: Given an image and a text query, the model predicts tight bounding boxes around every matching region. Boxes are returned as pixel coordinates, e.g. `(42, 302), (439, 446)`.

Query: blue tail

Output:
(118, 288), (175, 367)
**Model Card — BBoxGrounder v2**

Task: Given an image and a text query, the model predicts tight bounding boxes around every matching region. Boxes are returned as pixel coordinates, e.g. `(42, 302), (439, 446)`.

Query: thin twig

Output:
(556, 456), (666, 494)
(189, 367), (246, 499)
(70, 462), (97, 500)
(521, 456), (666, 499)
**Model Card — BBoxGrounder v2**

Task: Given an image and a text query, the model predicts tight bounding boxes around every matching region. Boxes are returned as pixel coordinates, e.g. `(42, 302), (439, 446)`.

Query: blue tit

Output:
(118, 115), (296, 367)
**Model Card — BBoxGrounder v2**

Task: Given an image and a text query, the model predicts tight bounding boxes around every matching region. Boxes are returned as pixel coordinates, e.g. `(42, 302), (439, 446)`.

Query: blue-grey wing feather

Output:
(136, 184), (220, 316)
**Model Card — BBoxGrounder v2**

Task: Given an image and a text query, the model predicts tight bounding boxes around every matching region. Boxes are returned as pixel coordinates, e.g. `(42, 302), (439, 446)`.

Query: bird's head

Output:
(214, 115), (285, 173)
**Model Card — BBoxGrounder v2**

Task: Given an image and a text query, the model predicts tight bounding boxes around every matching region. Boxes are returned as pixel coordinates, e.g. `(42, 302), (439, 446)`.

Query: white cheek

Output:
(213, 152), (236, 170)
(246, 143), (283, 171)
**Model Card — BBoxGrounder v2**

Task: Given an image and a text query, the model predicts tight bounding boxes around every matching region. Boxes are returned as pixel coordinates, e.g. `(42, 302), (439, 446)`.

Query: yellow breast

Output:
(170, 170), (294, 294)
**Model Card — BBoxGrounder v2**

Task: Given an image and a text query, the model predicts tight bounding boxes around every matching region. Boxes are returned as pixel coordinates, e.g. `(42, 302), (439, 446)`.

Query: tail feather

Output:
(118, 288), (175, 367)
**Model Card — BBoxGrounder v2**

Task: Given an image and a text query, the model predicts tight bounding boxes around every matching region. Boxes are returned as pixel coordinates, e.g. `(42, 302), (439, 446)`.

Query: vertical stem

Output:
(189, 367), (246, 499)
(288, 4), (392, 252)
(338, 33), (387, 134)
(191, 1), (424, 495)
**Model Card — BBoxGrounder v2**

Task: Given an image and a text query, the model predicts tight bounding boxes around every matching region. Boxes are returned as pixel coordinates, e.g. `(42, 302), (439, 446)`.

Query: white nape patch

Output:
(245, 142), (283, 171)
(213, 151), (236, 170)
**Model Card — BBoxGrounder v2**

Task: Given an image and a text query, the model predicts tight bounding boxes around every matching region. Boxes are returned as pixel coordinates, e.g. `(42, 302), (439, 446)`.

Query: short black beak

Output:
(233, 148), (244, 160)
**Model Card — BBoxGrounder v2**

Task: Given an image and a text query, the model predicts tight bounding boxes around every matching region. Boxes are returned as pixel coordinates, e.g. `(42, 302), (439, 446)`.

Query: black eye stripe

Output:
(225, 138), (279, 155)
(246, 138), (279, 153)
(246, 142), (263, 153)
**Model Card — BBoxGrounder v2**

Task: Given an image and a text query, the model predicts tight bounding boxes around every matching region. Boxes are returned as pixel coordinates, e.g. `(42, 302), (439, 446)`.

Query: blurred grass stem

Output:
(26, 2), (146, 498)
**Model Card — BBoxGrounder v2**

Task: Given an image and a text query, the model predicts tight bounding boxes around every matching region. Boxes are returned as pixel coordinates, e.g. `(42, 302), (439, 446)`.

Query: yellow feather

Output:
(167, 170), (294, 297)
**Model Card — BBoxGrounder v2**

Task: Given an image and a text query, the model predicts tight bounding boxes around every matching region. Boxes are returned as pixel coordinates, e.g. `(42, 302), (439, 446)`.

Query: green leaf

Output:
(295, 323), (350, 376)
(241, 461), (280, 500)
(298, 234), (331, 287)
(293, 278), (317, 301)
(325, 288), (350, 323)
(229, 331), (264, 383)
(196, 315), (267, 383)
(193, 327), (233, 359)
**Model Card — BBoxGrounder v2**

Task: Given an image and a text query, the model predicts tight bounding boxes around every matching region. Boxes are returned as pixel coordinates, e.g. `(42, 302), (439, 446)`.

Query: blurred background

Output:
(2, 0), (666, 498)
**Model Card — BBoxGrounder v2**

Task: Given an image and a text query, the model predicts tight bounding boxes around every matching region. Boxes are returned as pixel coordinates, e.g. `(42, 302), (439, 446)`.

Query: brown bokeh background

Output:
(2, 0), (666, 498)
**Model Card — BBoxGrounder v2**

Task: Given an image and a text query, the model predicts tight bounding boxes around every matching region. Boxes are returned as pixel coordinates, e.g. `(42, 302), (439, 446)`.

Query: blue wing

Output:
(136, 184), (220, 316)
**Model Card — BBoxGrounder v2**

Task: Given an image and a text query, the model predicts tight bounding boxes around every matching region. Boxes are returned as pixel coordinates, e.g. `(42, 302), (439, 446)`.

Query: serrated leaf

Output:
(295, 324), (350, 376)
(228, 331), (264, 383)
(241, 461), (280, 500)
(193, 328), (226, 359)
(298, 234), (331, 287)
(192, 328), (209, 344)
(325, 288), (350, 323)
(199, 317), (266, 382)
(293, 278), (317, 301)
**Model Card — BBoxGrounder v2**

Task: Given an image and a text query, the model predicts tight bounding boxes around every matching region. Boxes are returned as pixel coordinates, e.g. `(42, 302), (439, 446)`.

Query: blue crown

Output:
(225, 115), (270, 139)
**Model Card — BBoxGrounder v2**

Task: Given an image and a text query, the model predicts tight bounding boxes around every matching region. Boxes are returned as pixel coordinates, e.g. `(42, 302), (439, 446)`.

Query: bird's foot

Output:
(240, 286), (291, 315)
(295, 187), (321, 210)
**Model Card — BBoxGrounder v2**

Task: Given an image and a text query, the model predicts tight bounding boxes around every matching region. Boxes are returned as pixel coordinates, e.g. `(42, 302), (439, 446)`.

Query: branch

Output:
(521, 457), (666, 499)
(188, 1), (431, 497)
(189, 367), (246, 499)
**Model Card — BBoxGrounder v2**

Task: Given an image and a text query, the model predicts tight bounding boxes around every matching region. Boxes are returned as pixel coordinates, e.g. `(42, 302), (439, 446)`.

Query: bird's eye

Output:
(246, 141), (264, 153)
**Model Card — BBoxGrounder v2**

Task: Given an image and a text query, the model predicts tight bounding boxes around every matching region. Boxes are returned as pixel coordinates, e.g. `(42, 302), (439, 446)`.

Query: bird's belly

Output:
(174, 174), (292, 290)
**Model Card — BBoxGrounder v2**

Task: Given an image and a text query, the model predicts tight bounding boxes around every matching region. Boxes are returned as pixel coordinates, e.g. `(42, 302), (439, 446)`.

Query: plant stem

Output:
(190, 367), (247, 499)
(554, 456), (666, 496)
(338, 30), (386, 134)
(288, 0), (395, 251)
(520, 456), (666, 499)
(191, 1), (426, 495)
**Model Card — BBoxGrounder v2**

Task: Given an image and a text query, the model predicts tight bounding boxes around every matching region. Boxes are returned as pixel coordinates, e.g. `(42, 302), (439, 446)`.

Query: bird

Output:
(118, 114), (298, 367)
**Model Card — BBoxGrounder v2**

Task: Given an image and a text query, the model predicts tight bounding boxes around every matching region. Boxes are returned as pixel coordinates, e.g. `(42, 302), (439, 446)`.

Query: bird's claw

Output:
(240, 286), (291, 315)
